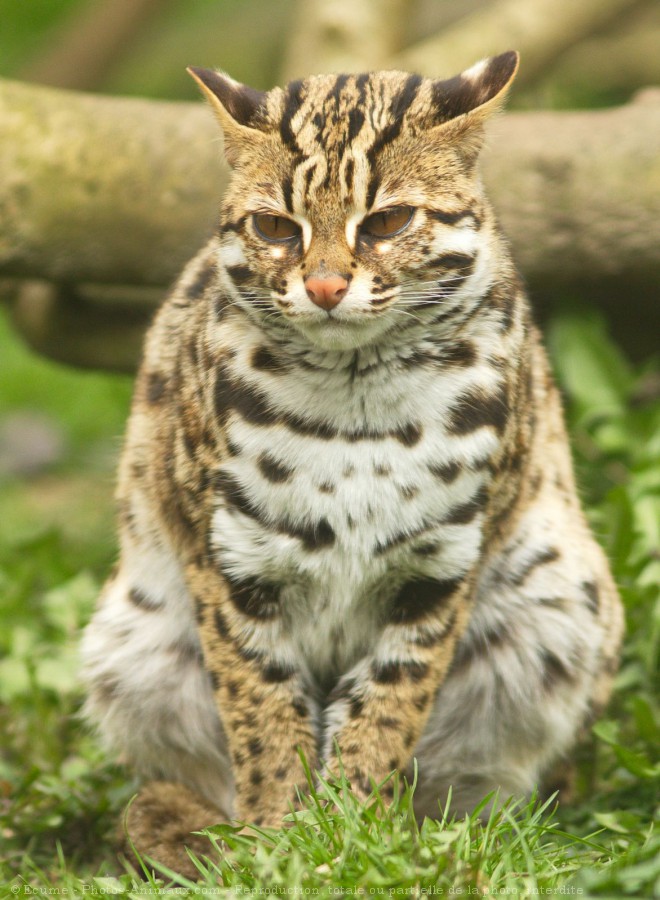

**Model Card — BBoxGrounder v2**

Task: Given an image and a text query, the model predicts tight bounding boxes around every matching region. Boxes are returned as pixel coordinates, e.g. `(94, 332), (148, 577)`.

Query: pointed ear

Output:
(429, 51), (519, 163)
(187, 67), (268, 166)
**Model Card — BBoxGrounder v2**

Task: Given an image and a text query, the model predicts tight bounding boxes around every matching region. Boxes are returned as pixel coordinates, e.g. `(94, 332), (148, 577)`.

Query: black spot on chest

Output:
(448, 384), (509, 435)
(128, 587), (161, 611)
(214, 469), (335, 550)
(290, 517), (336, 550)
(428, 460), (461, 483)
(214, 471), (260, 521)
(442, 341), (477, 368)
(251, 345), (290, 374)
(227, 576), (280, 620)
(214, 367), (277, 427)
(258, 452), (294, 483)
(389, 577), (461, 624)
(442, 485), (489, 525)
(395, 422), (423, 446)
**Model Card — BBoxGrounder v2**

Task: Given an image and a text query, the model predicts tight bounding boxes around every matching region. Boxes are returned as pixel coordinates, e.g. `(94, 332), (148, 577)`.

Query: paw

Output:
(120, 781), (226, 881)
(234, 787), (304, 830)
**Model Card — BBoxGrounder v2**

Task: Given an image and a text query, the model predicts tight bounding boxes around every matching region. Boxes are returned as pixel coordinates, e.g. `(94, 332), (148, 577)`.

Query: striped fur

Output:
(81, 52), (622, 872)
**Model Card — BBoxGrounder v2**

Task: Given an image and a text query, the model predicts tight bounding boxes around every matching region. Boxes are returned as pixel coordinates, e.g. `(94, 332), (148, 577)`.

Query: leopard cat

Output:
(81, 51), (623, 873)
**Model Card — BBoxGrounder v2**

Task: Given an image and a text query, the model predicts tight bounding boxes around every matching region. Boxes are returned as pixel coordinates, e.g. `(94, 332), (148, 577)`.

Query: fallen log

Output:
(1, 78), (658, 368)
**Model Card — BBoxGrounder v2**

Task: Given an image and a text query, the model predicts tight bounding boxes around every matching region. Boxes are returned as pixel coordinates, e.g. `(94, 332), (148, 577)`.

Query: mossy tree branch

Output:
(282, 0), (413, 81)
(0, 78), (225, 288)
(394, 0), (647, 84)
(1, 78), (659, 369)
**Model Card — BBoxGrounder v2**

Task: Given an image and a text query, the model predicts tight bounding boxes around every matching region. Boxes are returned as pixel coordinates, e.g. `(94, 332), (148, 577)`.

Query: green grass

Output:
(1, 305), (658, 897)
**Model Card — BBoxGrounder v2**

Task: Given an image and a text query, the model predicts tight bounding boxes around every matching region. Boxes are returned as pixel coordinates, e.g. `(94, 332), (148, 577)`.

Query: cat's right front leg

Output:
(186, 561), (318, 826)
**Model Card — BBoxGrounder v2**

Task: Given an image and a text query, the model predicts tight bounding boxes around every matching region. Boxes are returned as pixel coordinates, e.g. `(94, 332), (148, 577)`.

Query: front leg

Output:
(187, 562), (318, 826)
(323, 576), (471, 800)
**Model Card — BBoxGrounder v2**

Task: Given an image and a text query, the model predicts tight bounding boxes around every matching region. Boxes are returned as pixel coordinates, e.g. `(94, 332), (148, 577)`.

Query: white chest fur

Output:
(209, 327), (500, 682)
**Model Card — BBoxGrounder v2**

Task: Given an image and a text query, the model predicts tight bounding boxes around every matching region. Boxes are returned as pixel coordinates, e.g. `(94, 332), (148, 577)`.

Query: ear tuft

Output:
(431, 50), (519, 125)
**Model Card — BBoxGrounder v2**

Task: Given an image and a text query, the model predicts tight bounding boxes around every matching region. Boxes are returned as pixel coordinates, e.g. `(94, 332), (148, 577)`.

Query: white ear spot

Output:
(463, 58), (488, 84)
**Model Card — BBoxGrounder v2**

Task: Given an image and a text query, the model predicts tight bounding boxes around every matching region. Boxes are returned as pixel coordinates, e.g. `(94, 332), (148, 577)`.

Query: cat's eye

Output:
(253, 214), (301, 243)
(360, 206), (414, 239)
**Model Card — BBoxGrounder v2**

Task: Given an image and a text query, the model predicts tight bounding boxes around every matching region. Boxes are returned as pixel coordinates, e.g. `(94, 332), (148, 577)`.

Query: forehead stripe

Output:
(348, 106), (366, 141)
(280, 79), (304, 152)
(282, 174), (294, 213)
(391, 73), (423, 120)
(327, 73), (349, 109)
(365, 73), (423, 209)
(344, 157), (355, 192)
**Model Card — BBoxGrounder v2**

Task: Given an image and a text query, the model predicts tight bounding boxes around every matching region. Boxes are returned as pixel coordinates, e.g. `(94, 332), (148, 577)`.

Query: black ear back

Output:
(187, 67), (267, 127)
(431, 51), (519, 125)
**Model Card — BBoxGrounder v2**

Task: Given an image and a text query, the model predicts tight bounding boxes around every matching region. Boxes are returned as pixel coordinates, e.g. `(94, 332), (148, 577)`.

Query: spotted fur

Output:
(81, 51), (623, 868)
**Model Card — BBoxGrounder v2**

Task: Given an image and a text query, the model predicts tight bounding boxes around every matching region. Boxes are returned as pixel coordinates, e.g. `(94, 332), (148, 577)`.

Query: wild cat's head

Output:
(189, 52), (518, 350)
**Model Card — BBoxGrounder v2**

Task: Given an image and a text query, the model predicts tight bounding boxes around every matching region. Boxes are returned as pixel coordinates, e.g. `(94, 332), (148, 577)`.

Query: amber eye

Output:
(360, 206), (414, 239)
(253, 213), (301, 242)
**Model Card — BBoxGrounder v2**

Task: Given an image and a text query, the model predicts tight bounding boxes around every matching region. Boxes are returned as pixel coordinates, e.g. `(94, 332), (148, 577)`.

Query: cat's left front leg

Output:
(186, 561), (319, 827)
(323, 576), (471, 800)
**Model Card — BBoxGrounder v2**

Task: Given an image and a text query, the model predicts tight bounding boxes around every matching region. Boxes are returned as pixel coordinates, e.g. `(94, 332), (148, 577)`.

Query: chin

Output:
(293, 314), (393, 351)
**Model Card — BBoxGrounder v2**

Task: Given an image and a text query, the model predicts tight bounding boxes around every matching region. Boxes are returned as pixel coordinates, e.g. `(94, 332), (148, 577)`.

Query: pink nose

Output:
(305, 275), (349, 311)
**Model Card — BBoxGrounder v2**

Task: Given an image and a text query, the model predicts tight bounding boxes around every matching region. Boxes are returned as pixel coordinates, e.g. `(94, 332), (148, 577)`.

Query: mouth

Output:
(291, 305), (396, 350)
(322, 310), (344, 323)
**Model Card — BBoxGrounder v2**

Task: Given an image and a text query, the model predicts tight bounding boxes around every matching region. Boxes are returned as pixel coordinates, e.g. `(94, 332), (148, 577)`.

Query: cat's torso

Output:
(81, 56), (623, 843)
(208, 302), (505, 688)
